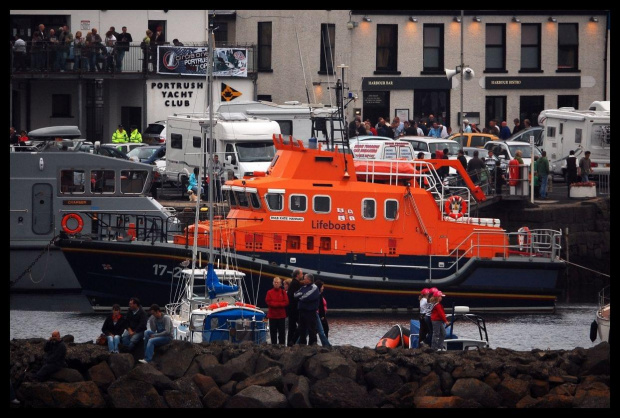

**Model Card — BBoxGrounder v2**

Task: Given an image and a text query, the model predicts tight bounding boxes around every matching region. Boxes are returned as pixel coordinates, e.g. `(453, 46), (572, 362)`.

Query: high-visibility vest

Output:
(129, 130), (142, 143)
(112, 129), (128, 143)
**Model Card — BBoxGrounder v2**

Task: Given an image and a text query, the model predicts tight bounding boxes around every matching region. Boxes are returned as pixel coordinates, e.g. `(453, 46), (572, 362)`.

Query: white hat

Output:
(463, 119), (469, 124)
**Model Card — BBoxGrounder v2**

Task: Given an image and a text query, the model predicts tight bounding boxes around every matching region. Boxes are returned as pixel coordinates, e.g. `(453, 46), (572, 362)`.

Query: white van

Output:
(538, 107), (610, 176)
(165, 113), (281, 186)
(351, 139), (415, 160)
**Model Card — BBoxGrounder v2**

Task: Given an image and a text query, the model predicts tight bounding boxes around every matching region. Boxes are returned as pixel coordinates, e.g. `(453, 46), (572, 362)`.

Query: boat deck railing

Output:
(423, 228), (563, 280)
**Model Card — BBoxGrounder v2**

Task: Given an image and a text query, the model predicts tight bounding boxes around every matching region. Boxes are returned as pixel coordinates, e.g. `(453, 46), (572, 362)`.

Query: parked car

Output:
(447, 132), (499, 148)
(127, 145), (166, 164)
(401, 136), (461, 159)
(102, 142), (147, 155)
(142, 121), (167, 145)
(506, 126), (544, 147)
(95, 143), (131, 159)
(483, 140), (542, 166)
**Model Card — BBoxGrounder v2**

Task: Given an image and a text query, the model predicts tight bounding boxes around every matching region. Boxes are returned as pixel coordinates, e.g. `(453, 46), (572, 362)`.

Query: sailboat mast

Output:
(207, 16), (215, 264)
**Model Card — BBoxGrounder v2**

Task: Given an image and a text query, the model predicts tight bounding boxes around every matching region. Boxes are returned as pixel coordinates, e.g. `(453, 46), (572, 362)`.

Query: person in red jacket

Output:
(265, 276), (289, 345)
(430, 290), (450, 351)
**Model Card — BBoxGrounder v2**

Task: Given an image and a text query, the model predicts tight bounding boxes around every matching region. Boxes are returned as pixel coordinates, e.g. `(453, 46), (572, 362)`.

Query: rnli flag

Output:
(221, 83), (243, 102)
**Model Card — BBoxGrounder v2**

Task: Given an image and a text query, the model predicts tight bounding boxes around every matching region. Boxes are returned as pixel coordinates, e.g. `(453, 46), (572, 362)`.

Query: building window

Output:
(520, 24), (541, 72)
(319, 23), (335, 74)
(485, 24), (506, 72)
(422, 24), (444, 73)
(519, 96), (544, 127)
(52, 94), (71, 118)
(485, 96), (507, 128)
(257, 22), (272, 71)
(558, 95), (579, 109)
(376, 24), (398, 73)
(214, 22), (228, 44)
(558, 23), (579, 71)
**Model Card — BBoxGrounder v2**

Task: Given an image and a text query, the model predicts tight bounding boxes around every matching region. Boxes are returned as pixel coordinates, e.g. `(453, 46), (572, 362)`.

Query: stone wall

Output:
(479, 197), (610, 302)
(10, 338), (610, 408)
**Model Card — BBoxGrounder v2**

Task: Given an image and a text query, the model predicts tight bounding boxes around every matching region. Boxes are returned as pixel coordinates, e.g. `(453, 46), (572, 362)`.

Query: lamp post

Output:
(445, 10), (474, 134)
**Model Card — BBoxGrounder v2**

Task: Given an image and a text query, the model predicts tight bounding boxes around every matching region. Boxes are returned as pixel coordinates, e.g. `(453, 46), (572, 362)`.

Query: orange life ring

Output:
(234, 302), (257, 309)
(61, 213), (84, 235)
(444, 196), (467, 219)
(207, 301), (229, 310)
(517, 227), (532, 251)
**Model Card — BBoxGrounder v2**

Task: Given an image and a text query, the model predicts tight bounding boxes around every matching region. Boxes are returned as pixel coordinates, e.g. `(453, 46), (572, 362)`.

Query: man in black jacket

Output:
(115, 26), (132, 72)
(35, 330), (67, 381)
(294, 273), (320, 345)
(286, 269), (303, 346)
(120, 296), (148, 352)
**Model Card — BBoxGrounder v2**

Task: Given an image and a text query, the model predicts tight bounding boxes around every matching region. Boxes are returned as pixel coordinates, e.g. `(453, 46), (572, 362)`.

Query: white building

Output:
(10, 10), (609, 141)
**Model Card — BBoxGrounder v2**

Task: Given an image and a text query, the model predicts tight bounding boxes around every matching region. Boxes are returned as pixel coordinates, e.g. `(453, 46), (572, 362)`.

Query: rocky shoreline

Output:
(10, 338), (609, 408)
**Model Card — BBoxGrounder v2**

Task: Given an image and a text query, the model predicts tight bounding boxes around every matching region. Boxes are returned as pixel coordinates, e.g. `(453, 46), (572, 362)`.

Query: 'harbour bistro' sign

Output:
(485, 76), (580, 89)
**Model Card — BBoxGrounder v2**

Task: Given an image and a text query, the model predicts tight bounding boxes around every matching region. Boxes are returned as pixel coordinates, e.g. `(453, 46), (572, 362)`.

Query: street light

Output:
(444, 10), (474, 133)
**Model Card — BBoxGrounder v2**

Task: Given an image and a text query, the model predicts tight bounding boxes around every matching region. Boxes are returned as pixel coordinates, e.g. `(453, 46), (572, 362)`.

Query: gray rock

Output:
(236, 365), (283, 392)
(107, 376), (166, 408)
(305, 351), (356, 381)
(163, 389), (203, 408)
(309, 374), (373, 408)
(450, 377), (502, 408)
(108, 352), (135, 378)
(225, 385), (287, 408)
(87, 361), (116, 391)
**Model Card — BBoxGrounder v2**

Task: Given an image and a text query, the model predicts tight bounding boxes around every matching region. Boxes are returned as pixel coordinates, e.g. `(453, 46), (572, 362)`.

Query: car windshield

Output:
(507, 144), (542, 158)
(144, 124), (165, 135)
(128, 147), (159, 159)
(99, 147), (128, 159)
(236, 142), (276, 162)
(428, 141), (461, 155)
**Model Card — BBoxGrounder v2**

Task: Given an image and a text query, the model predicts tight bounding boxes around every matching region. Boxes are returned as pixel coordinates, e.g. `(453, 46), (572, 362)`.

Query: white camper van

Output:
(538, 106), (610, 176)
(215, 100), (339, 146)
(165, 113), (281, 186)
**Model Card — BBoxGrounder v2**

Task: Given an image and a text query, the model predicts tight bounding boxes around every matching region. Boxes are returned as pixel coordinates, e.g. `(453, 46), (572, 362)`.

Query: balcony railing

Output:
(10, 42), (256, 76)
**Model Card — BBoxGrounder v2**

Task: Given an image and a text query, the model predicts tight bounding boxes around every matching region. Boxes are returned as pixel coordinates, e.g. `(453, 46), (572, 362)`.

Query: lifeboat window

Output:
(362, 199), (376, 219)
(320, 237), (331, 251)
(91, 170), (115, 194)
(120, 170), (148, 194)
(307, 236), (314, 250)
(235, 191), (249, 207)
(270, 154), (280, 168)
(265, 193), (284, 211)
(287, 236), (300, 250)
(385, 199), (398, 220)
(170, 133), (182, 149)
(313, 195), (330, 213)
(60, 169), (85, 194)
(249, 192), (261, 209)
(224, 188), (237, 207)
(290, 194), (307, 212)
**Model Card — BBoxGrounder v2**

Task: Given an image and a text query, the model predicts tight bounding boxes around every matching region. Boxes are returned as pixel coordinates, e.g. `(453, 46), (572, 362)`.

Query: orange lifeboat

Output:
(354, 160), (414, 182)
(207, 301), (229, 310)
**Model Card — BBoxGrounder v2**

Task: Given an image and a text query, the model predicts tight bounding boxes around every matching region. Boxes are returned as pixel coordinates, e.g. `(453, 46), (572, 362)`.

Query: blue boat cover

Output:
(410, 319), (420, 348)
(206, 263), (239, 298)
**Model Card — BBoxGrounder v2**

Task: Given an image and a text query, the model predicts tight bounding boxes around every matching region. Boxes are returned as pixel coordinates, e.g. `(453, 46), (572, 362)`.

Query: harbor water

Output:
(10, 303), (601, 351)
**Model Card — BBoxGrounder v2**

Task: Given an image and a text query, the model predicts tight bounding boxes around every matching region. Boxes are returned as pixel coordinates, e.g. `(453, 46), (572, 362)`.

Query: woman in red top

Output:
(430, 290), (450, 350)
(18, 130), (29, 145)
(265, 276), (289, 345)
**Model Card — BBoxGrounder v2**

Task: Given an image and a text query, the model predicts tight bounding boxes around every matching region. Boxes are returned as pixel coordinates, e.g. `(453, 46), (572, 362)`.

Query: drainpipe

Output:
(603, 13), (609, 100)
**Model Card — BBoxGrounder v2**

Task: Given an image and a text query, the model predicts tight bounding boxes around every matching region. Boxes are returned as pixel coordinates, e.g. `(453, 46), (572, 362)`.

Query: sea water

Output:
(10, 303), (601, 351)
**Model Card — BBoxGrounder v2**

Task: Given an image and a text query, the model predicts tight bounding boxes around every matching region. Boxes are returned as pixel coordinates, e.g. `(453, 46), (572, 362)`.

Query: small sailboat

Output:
(165, 20), (267, 344)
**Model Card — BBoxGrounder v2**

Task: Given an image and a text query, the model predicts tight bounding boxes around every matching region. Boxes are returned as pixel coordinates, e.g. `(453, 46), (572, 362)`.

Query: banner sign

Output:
(157, 46), (247, 77)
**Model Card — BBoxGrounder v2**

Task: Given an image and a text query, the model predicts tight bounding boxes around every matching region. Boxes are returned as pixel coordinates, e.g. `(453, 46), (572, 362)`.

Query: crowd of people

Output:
(10, 23), (177, 73)
(347, 114), (532, 141)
